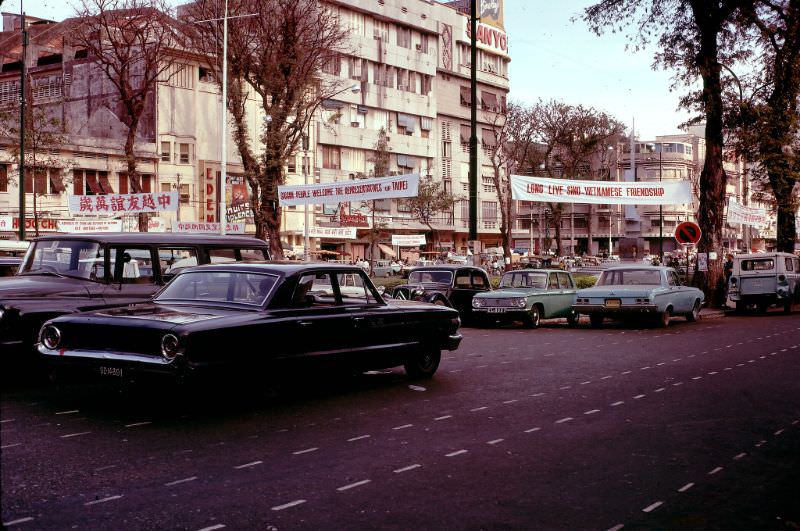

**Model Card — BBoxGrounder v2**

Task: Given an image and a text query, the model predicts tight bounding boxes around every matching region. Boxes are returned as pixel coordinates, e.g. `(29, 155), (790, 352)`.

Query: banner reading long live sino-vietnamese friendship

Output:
(510, 175), (693, 205)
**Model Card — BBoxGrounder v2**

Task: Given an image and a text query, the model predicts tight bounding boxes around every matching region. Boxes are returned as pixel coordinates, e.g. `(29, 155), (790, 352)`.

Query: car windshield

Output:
(20, 239), (103, 281)
(597, 269), (662, 286)
(499, 271), (547, 289)
(408, 270), (454, 284)
(156, 271), (278, 306)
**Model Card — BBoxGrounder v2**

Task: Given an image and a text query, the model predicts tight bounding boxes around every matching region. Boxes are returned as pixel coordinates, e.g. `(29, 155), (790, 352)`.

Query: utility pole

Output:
(468, 0), (478, 244)
(18, 7), (28, 241)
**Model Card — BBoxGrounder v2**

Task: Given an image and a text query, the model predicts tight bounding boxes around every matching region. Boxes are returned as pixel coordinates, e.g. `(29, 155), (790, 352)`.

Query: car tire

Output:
(404, 347), (441, 379)
(658, 307), (671, 328)
(685, 300), (701, 322)
(589, 314), (604, 328)
(524, 306), (541, 329)
(566, 310), (579, 327)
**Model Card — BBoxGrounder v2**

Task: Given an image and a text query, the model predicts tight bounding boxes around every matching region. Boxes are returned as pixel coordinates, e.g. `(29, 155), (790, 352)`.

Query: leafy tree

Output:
(187, 0), (350, 257)
(727, 1), (800, 252)
(582, 0), (754, 305)
(71, 0), (184, 231)
(0, 83), (70, 236)
(401, 176), (456, 251)
(362, 127), (391, 267)
(528, 99), (624, 256)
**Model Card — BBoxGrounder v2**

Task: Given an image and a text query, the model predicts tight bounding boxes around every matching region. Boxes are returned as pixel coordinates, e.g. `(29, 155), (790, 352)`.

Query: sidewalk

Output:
(700, 307), (726, 319)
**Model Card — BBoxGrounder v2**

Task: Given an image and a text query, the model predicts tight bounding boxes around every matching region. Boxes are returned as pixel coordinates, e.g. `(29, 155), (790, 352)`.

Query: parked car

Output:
(400, 259), (436, 278)
(0, 233), (270, 359)
(37, 263), (462, 382)
(390, 265), (491, 323)
(572, 265), (705, 328)
(471, 269), (579, 328)
(728, 252), (800, 314)
(372, 259), (396, 278)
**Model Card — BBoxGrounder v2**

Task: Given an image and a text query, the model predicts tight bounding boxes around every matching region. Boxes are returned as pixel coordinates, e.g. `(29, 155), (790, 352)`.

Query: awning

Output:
(460, 86), (471, 105)
(460, 124), (471, 143)
(85, 172), (102, 194)
(481, 91), (498, 110)
(398, 113), (416, 132)
(321, 99), (345, 109)
(98, 172), (115, 194)
(49, 169), (66, 193)
(378, 243), (396, 257)
(482, 128), (497, 147)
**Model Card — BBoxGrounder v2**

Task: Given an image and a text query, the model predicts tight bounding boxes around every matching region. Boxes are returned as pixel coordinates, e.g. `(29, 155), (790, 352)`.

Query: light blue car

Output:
(572, 265), (705, 328)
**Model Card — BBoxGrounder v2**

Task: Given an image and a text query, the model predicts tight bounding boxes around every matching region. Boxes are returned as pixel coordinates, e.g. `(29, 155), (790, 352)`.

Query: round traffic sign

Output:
(674, 221), (702, 244)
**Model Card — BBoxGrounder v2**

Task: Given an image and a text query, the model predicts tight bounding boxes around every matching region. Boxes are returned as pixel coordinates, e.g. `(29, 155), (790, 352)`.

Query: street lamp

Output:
(193, 7), (258, 236)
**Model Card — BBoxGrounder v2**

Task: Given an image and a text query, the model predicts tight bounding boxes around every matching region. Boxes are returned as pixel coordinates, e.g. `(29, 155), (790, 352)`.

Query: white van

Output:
(728, 252), (800, 313)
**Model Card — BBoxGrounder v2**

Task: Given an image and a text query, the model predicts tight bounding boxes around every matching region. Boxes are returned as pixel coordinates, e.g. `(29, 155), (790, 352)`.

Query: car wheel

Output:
(432, 298), (447, 306)
(524, 306), (541, 329)
(685, 300), (701, 322)
(566, 310), (579, 327)
(589, 314), (604, 328)
(658, 307), (671, 328)
(404, 347), (441, 379)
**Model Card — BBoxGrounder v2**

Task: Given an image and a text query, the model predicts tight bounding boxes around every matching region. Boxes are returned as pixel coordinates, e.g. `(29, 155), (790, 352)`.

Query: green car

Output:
(471, 269), (579, 328)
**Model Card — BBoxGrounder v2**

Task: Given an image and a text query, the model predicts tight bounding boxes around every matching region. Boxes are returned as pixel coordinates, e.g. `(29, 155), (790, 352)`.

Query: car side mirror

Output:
(376, 285), (385, 295)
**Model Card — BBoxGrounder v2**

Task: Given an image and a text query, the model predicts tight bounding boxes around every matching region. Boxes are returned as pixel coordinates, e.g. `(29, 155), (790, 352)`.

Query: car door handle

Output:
(298, 320), (313, 327)
(352, 316), (366, 323)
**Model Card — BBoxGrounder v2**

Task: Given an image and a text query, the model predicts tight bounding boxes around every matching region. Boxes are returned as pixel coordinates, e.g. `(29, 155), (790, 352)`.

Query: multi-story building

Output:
(0, 0), (511, 261)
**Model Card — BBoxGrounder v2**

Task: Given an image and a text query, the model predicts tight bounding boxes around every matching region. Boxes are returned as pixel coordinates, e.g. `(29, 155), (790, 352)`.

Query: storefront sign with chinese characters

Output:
(171, 221), (245, 234)
(308, 226), (357, 239)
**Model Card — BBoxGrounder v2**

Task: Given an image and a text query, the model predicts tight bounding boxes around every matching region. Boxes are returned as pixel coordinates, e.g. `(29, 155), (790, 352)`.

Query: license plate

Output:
(99, 366), (123, 378)
(605, 299), (621, 308)
(487, 307), (507, 313)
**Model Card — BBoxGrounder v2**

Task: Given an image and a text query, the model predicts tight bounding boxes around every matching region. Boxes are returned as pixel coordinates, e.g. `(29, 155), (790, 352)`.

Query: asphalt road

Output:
(2, 312), (799, 530)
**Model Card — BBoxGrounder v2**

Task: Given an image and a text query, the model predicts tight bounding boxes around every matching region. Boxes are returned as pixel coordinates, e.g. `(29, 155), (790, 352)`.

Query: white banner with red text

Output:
(308, 226), (358, 239)
(68, 192), (179, 215)
(278, 174), (419, 206)
(171, 221), (245, 234)
(726, 198), (768, 227)
(392, 234), (427, 247)
(58, 220), (123, 233)
(510, 175), (693, 205)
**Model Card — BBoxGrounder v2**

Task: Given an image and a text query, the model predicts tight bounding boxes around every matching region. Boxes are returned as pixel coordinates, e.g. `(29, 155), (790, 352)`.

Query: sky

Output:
(3, 0), (695, 140)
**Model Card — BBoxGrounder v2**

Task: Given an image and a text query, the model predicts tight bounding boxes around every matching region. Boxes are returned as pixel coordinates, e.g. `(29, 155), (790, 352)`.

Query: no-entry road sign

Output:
(674, 221), (702, 244)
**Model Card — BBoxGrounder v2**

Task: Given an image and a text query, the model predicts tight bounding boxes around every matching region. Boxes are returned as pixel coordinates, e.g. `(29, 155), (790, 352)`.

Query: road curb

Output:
(700, 308), (726, 319)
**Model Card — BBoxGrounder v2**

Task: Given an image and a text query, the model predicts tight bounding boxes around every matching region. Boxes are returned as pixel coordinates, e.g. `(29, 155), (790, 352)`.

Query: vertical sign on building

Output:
(205, 167), (216, 222)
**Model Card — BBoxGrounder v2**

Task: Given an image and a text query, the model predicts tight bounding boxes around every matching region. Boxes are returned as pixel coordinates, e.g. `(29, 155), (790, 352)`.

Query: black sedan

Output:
(37, 262), (462, 381)
(390, 265), (491, 323)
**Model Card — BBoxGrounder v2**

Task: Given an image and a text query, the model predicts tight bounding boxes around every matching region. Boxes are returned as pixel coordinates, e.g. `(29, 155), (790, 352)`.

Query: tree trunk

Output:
(771, 171), (798, 253)
(551, 204), (563, 256)
(124, 118), (147, 232)
(692, 14), (727, 307)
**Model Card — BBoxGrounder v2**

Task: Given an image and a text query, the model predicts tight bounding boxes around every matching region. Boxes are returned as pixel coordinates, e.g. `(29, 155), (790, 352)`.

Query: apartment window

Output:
(460, 200), (470, 223)
(460, 124), (471, 144)
(442, 141), (452, 158)
(482, 175), (495, 193)
(322, 54), (341, 76)
(73, 169), (112, 195)
(349, 57), (363, 80)
(374, 198), (392, 211)
(0, 164), (7, 192)
(397, 69), (409, 91)
(179, 143), (190, 164)
(180, 183), (190, 204)
(161, 141), (171, 162)
(348, 11), (366, 36)
(116, 173), (152, 193)
(322, 146), (341, 169)
(420, 74), (432, 95)
(482, 201), (497, 221)
(396, 26), (411, 48)
(161, 183), (171, 193)
(199, 67), (215, 83)
(418, 35), (429, 54)
(373, 20), (389, 41)
(481, 91), (499, 111)
(287, 156), (297, 174)
(460, 86), (471, 106)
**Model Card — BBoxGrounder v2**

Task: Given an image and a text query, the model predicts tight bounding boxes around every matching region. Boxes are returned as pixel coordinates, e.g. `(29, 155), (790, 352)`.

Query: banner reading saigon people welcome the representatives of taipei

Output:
(278, 173), (419, 206)
(510, 175), (693, 205)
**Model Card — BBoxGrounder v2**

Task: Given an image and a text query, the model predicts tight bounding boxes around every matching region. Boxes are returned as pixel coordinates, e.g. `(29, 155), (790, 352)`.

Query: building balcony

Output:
(317, 123), (435, 159)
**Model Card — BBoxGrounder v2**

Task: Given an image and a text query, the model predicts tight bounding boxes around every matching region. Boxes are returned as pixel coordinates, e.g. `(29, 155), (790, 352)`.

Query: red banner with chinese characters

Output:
(68, 192), (179, 215)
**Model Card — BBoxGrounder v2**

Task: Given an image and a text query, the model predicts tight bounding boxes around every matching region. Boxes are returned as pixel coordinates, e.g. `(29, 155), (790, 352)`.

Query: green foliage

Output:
(574, 274), (598, 289)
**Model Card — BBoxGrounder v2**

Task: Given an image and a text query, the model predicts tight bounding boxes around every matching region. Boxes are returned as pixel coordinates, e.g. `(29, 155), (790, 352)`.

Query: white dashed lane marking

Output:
(55, 410), (79, 415)
(733, 453), (747, 460)
(197, 525), (226, 531)
(271, 500), (307, 511)
(642, 501), (664, 513)
(611, 401), (624, 407)
(124, 421), (152, 428)
(84, 495), (123, 506)
(234, 461), (262, 470)
(392, 424), (413, 430)
(165, 476), (198, 487)
(293, 447), (319, 455)
(1, 443), (21, 449)
(678, 482), (694, 492)
(555, 417), (574, 424)
(3, 517), (35, 527)
(434, 415), (453, 421)
(584, 409), (600, 415)
(446, 450), (468, 457)
(708, 467), (724, 475)
(394, 464), (421, 473)
(524, 427), (541, 433)
(337, 479), (371, 492)
(60, 431), (91, 438)
(487, 439), (504, 445)
(470, 406), (488, 412)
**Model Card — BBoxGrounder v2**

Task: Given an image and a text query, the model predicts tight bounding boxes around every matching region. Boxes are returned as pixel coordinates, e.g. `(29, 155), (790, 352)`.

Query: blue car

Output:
(573, 265), (705, 328)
